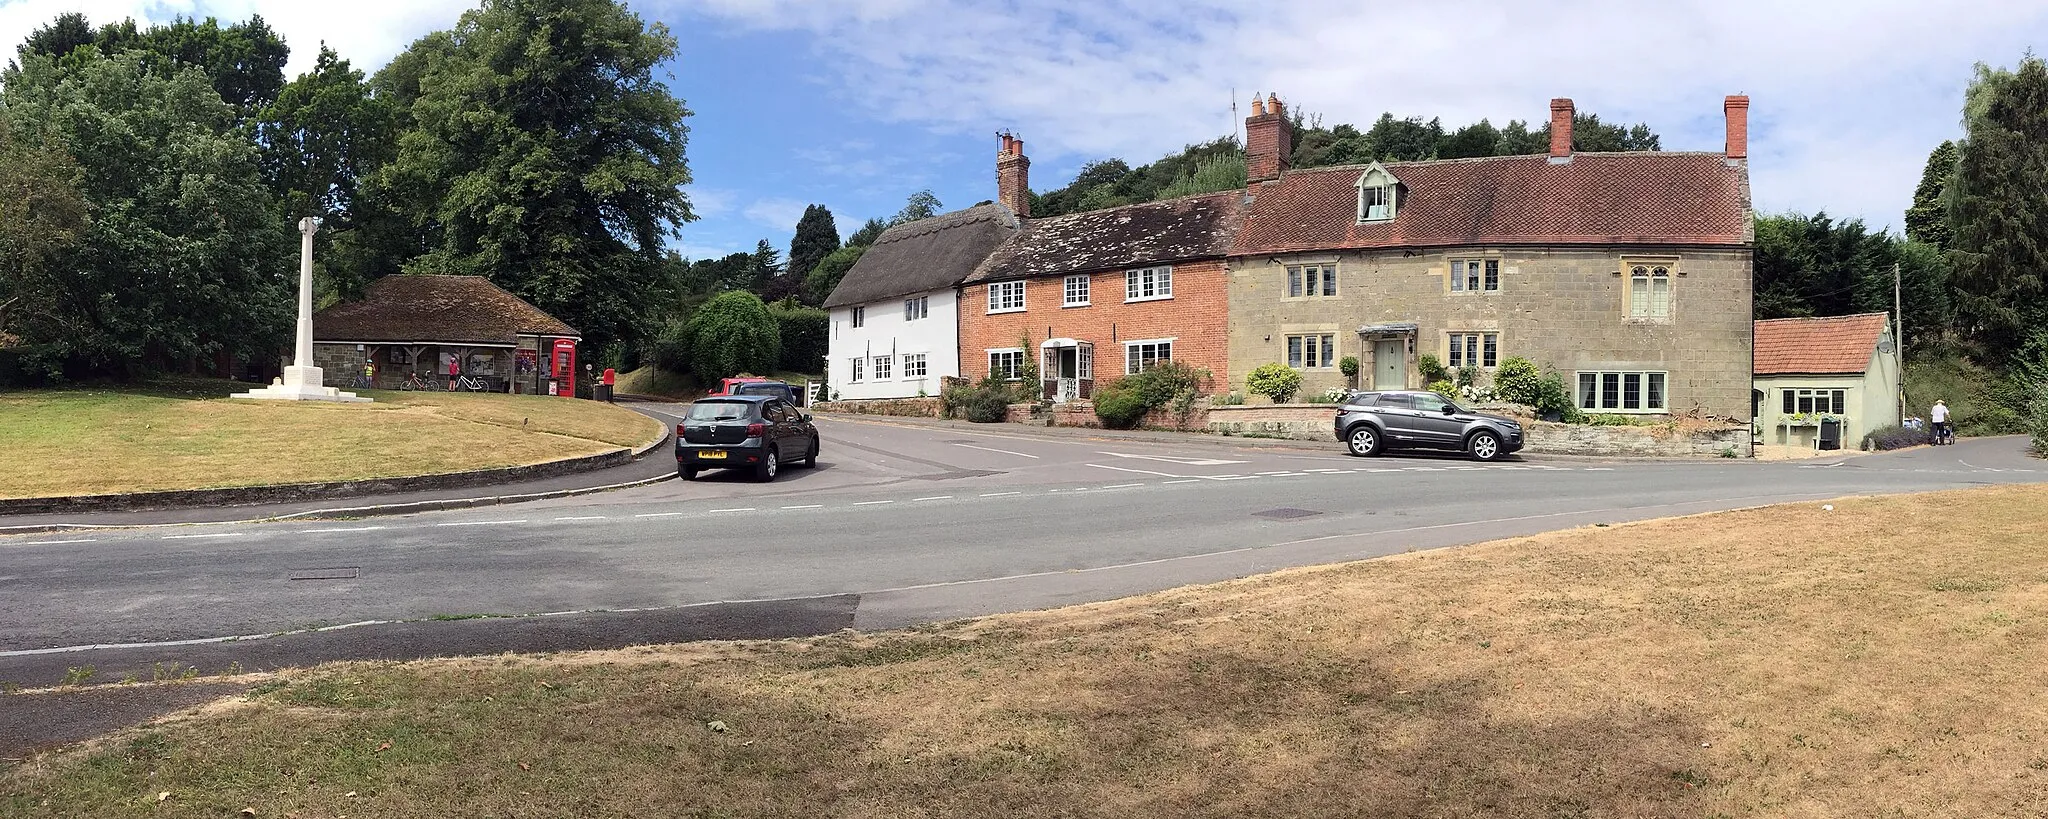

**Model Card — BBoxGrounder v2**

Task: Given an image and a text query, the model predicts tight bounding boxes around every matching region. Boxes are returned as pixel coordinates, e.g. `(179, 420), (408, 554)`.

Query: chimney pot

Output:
(1723, 95), (1750, 160)
(1268, 93), (1284, 117)
(997, 132), (1030, 218)
(1251, 94), (1266, 117)
(1245, 90), (1292, 183)
(1548, 98), (1575, 161)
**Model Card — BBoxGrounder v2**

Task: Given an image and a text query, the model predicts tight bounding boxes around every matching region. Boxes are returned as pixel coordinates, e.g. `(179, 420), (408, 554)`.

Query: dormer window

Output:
(1355, 163), (1400, 223)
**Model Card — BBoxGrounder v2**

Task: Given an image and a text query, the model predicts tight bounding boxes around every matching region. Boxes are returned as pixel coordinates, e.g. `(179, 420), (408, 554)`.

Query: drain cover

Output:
(289, 567), (359, 581)
(1253, 508), (1323, 520)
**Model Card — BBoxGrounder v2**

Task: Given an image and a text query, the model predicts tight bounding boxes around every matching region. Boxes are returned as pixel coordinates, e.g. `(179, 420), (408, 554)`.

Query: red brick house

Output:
(957, 138), (1243, 400)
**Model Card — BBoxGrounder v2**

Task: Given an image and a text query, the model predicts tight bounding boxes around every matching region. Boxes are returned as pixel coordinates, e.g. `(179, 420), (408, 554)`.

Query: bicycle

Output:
(453, 373), (490, 392)
(398, 372), (434, 391)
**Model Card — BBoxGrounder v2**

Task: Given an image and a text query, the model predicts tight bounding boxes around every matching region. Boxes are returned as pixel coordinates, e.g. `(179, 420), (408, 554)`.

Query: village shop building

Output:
(310, 275), (582, 395)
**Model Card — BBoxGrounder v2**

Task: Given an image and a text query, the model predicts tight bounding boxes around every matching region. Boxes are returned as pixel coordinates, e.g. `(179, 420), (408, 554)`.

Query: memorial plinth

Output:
(235, 217), (372, 403)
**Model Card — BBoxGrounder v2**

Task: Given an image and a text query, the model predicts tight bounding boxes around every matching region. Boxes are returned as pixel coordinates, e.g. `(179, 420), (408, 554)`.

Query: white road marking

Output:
(980, 492), (1022, 497)
(781, 505), (823, 510)
(709, 508), (755, 513)
(1584, 468), (1615, 471)
(1086, 463), (1185, 478)
(161, 532), (243, 540)
(954, 443), (1041, 459)
(435, 520), (527, 527)
(1406, 467), (1445, 472)
(851, 500), (895, 506)
(912, 496), (953, 501)
(635, 512), (685, 518)
(298, 526), (385, 533)
(1256, 471), (1298, 476)
(1100, 483), (1145, 489)
(1099, 451), (1247, 466)
(17, 539), (96, 546)
(552, 516), (607, 521)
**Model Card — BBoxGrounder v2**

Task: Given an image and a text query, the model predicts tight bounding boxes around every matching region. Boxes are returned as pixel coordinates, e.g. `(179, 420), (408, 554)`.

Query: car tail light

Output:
(746, 422), (766, 437)
(675, 423), (685, 438)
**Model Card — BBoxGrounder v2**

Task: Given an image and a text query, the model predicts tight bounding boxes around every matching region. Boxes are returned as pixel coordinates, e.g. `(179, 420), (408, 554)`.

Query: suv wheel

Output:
(755, 448), (779, 482)
(680, 466), (698, 481)
(1468, 430), (1503, 462)
(1346, 425), (1382, 457)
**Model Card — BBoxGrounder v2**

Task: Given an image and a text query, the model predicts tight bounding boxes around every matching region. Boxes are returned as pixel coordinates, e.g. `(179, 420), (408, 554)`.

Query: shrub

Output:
(1338, 356), (1361, 378)
(1529, 369), (1586, 424)
(1120, 360), (1209, 409)
(1212, 391), (1246, 406)
(1304, 387), (1352, 404)
(1245, 363), (1303, 403)
(1493, 357), (1542, 405)
(1428, 379), (1457, 401)
(1417, 353), (1448, 385)
(650, 317), (693, 374)
(1455, 365), (1481, 389)
(2032, 394), (2048, 457)
(1091, 384), (1151, 429)
(682, 291), (780, 381)
(1586, 414), (1639, 426)
(1863, 423), (1932, 451)
(768, 304), (829, 374)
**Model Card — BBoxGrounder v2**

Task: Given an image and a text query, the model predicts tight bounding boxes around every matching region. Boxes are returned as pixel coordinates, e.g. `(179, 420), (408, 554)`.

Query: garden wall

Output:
(813, 397), (941, 418)
(1204, 404), (1751, 458)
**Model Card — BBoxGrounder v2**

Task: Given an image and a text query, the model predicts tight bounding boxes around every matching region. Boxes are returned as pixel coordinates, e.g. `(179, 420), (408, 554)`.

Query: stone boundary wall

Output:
(1002, 401), (1211, 431)
(1204, 404), (1751, 457)
(812, 397), (942, 418)
(0, 419), (670, 517)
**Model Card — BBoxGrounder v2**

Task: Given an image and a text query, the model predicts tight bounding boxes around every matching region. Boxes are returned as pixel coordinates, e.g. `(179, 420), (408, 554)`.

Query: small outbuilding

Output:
(1753, 312), (1900, 450)
(312, 275), (581, 395)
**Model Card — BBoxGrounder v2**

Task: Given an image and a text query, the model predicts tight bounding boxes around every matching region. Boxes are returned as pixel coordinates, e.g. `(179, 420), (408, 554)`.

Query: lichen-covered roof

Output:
(313, 275), (578, 345)
(823, 204), (1019, 308)
(965, 191), (1245, 283)
(1233, 152), (1752, 255)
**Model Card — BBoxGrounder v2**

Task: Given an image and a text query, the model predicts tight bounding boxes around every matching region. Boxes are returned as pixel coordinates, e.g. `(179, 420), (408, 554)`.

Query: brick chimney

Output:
(1246, 92), (1292, 183)
(997, 133), (1030, 217)
(1548, 98), (1574, 162)
(1723, 95), (1750, 160)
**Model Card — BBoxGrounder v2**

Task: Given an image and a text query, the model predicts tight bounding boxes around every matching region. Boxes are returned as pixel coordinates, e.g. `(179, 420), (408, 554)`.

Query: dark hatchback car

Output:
(1333, 390), (1524, 462)
(675, 395), (819, 482)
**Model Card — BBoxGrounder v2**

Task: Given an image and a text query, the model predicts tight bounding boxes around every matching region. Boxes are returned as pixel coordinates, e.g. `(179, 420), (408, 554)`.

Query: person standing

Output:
(360, 359), (376, 389)
(447, 352), (461, 391)
(1931, 399), (1951, 445)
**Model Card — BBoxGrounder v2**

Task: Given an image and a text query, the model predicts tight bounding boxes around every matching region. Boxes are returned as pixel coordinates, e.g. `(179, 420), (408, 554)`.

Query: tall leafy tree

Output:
(891, 190), (942, 224)
(845, 217), (887, 248)
(1904, 141), (1958, 250)
(17, 13), (290, 116)
(376, 0), (695, 357)
(256, 46), (402, 299)
(1751, 212), (1951, 349)
(803, 244), (868, 304)
(787, 204), (841, 298)
(0, 52), (293, 379)
(1947, 56), (2048, 361)
(14, 12), (95, 62)
(0, 119), (89, 350)
(746, 238), (785, 297)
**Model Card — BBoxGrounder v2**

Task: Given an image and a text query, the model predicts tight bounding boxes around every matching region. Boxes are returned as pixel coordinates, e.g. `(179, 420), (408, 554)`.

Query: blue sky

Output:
(6, 0), (2047, 262)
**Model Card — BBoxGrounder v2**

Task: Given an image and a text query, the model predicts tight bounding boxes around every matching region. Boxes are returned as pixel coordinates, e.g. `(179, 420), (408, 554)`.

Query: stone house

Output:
(1752, 312), (1900, 448)
(956, 138), (1245, 400)
(1226, 94), (1756, 421)
(311, 274), (581, 394)
(823, 200), (1018, 401)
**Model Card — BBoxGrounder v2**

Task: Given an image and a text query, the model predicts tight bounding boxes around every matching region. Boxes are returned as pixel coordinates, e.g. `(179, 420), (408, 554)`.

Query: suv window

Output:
(1344, 392), (1379, 407)
(687, 401), (752, 421)
(1377, 393), (1412, 409)
(1411, 393), (1451, 413)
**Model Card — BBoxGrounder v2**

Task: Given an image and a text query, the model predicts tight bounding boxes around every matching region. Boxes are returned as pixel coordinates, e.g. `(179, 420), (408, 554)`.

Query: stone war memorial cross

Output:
(234, 217), (372, 403)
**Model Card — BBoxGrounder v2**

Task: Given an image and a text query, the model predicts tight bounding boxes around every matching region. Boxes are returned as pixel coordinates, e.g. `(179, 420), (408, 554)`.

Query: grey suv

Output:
(1333, 390), (1524, 461)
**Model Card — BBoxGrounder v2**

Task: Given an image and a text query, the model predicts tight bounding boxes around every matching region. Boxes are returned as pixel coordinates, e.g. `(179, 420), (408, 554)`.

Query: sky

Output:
(3, 0), (2046, 261)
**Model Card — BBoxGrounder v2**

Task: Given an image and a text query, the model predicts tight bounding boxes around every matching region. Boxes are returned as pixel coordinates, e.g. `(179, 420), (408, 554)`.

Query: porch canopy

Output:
(1039, 337), (1095, 401)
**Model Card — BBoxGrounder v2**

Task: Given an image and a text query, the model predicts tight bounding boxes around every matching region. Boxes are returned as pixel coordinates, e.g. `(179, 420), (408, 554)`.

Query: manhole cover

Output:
(1253, 508), (1322, 520)
(289, 567), (359, 581)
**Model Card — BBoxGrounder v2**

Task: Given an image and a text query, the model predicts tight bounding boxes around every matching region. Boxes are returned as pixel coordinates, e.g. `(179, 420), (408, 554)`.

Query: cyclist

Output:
(1930, 399), (1952, 445)
(357, 360), (375, 389)
(447, 354), (461, 391)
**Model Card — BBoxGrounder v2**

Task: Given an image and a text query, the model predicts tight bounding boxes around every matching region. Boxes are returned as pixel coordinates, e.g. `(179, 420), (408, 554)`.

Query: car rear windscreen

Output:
(686, 401), (753, 421)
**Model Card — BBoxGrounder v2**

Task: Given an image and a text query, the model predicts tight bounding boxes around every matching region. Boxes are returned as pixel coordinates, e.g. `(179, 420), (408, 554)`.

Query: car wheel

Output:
(1346, 425), (1381, 457)
(1468, 430), (1503, 462)
(800, 436), (819, 468)
(755, 447), (779, 482)
(679, 466), (698, 481)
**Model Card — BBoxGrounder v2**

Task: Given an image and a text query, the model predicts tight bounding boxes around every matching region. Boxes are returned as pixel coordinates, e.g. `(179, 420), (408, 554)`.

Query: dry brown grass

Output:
(0, 379), (663, 498)
(6, 486), (2048, 817)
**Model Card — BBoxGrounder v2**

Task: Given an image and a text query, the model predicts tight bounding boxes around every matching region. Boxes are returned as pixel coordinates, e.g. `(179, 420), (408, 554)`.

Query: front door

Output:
(1057, 348), (1079, 402)
(1373, 339), (1405, 390)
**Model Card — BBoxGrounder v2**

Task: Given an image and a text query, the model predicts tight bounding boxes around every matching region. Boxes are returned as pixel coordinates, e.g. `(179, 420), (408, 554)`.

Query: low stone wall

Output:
(813, 397), (941, 418)
(999, 401), (1211, 431)
(1204, 404), (1751, 457)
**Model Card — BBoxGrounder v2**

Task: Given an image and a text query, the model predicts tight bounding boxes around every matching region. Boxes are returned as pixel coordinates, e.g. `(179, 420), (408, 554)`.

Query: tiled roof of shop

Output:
(313, 275), (578, 345)
(1754, 313), (1889, 375)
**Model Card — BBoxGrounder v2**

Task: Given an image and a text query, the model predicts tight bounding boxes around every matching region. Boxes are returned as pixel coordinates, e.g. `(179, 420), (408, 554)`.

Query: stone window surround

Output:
(1575, 370), (1670, 413)
(1448, 256), (1503, 293)
(1620, 256), (1680, 323)
(1283, 258), (1341, 300)
(1445, 331), (1500, 369)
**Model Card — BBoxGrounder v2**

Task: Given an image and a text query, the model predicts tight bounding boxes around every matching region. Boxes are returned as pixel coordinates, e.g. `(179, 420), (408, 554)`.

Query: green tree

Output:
(0, 119), (89, 356)
(804, 244), (868, 304)
(15, 12), (95, 62)
(845, 217), (887, 248)
(891, 190), (942, 224)
(17, 13), (291, 115)
(1437, 119), (1503, 159)
(786, 204), (840, 303)
(255, 46), (403, 300)
(768, 303), (828, 374)
(0, 52), (293, 380)
(1904, 141), (1958, 249)
(683, 290), (779, 381)
(746, 238), (785, 297)
(1152, 153), (1246, 200)
(1947, 56), (2048, 361)
(375, 0), (695, 358)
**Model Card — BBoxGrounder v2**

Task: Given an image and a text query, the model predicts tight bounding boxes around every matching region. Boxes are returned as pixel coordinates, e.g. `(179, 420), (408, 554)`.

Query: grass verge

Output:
(0, 378), (664, 498)
(6, 485), (2048, 817)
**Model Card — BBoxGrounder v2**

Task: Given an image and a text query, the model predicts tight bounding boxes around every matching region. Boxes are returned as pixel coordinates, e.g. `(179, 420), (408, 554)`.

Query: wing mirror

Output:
(1442, 405), (1457, 415)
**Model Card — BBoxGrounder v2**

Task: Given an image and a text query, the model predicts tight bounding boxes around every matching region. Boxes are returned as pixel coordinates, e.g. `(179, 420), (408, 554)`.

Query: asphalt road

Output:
(2, 413), (2043, 692)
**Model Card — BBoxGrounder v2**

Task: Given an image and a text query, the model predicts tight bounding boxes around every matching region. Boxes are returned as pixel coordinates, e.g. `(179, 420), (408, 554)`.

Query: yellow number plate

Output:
(698, 450), (727, 460)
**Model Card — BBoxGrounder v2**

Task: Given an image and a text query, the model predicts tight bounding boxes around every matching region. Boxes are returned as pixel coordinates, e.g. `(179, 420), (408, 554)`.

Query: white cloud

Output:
(741, 196), (807, 231)
(687, 0), (2048, 227)
(0, 0), (474, 76)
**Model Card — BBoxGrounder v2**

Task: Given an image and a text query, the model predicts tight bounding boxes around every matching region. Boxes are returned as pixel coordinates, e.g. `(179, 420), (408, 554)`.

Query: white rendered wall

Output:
(825, 289), (960, 401)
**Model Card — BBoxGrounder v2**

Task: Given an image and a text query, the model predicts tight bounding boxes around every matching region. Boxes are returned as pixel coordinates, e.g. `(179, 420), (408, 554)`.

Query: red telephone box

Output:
(551, 339), (577, 397)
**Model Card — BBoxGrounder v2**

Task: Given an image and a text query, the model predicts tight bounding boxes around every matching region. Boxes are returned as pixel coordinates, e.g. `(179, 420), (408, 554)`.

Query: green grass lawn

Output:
(0, 378), (664, 498)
